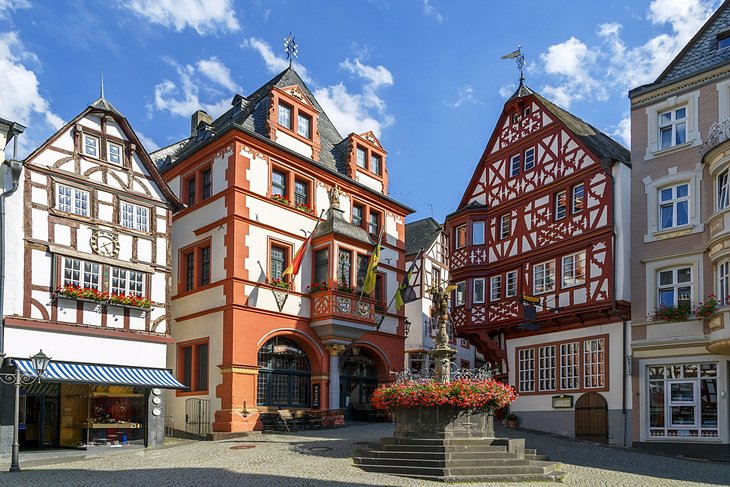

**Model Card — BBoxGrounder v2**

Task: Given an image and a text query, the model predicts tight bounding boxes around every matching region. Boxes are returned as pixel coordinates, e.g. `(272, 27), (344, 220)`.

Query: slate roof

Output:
(508, 82), (630, 165)
(90, 97), (122, 117)
(405, 217), (442, 256)
(312, 208), (373, 245)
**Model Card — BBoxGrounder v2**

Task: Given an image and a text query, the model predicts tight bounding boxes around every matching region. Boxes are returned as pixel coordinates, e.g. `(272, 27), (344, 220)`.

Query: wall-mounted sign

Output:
(552, 394), (574, 409)
(311, 384), (320, 409)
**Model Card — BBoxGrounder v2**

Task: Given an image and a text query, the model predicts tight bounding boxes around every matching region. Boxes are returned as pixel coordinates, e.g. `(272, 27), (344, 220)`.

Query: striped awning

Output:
(13, 359), (186, 389)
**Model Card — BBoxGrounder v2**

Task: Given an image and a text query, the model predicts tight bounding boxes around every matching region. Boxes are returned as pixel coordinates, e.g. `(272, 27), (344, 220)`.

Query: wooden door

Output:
(575, 392), (608, 443)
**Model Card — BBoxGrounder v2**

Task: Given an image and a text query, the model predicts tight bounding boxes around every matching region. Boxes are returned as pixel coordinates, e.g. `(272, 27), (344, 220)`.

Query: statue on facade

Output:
(328, 184), (342, 210)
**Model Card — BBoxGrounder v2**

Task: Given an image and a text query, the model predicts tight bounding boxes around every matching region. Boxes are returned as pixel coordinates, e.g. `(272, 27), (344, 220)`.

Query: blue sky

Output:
(0, 0), (721, 222)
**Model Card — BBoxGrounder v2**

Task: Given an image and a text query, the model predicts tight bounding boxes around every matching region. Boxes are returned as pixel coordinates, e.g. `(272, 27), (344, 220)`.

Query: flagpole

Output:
(376, 248), (423, 331)
(357, 227), (384, 308)
(284, 208), (325, 298)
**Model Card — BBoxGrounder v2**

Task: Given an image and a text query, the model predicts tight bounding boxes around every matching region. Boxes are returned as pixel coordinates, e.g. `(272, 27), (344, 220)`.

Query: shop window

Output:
(278, 102), (293, 129)
(518, 348), (535, 393)
(352, 204), (364, 227)
(120, 201), (149, 232)
(555, 191), (567, 220)
(473, 277), (485, 304)
(533, 260), (555, 294)
(560, 342), (580, 390)
(409, 353), (427, 374)
(257, 337), (311, 407)
(472, 221), (484, 245)
(583, 338), (605, 388)
(179, 341), (209, 393)
(489, 275), (500, 301)
(571, 183), (584, 214)
(455, 225), (467, 249)
(538, 345), (556, 391)
(562, 251), (586, 287)
(56, 184), (90, 217)
(506, 270), (518, 298)
(657, 266), (692, 309)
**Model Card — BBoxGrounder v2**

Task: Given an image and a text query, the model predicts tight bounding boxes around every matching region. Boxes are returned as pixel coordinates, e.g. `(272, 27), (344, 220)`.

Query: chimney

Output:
(190, 110), (212, 137)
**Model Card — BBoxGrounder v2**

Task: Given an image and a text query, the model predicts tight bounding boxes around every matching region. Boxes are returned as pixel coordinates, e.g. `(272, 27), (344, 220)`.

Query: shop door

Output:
(575, 392), (608, 443)
(185, 398), (210, 437)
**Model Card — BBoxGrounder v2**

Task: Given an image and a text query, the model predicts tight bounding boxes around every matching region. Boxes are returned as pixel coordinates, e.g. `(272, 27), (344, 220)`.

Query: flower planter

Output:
(392, 405), (494, 439)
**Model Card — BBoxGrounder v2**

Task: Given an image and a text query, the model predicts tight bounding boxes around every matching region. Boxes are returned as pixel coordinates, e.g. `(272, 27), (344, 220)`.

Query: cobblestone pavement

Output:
(1, 423), (729, 487)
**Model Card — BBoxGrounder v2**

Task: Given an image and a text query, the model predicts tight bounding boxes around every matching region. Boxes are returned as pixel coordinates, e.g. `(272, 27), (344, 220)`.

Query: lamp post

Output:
(0, 350), (51, 472)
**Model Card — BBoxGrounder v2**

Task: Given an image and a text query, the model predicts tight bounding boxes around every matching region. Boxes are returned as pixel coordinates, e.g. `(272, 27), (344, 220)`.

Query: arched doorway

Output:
(575, 392), (608, 443)
(339, 347), (379, 408)
(257, 337), (311, 408)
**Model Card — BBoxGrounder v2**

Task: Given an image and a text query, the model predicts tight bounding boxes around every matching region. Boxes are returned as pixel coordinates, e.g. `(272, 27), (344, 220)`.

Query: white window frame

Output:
(110, 267), (145, 297)
(555, 190), (567, 220)
(509, 154), (520, 177)
(524, 147), (535, 171)
(583, 338), (605, 389)
(472, 221), (485, 245)
(120, 201), (149, 232)
(643, 169), (703, 242)
(719, 260), (729, 306)
(473, 277), (485, 304)
(644, 90), (700, 160)
(505, 270), (518, 298)
(533, 260), (555, 294)
(499, 214), (511, 240)
(538, 345), (556, 392)
(560, 342), (580, 390)
(518, 348), (535, 393)
(83, 134), (99, 158)
(296, 112), (311, 138)
(56, 184), (90, 217)
(561, 251), (586, 288)
(455, 225), (467, 249)
(571, 183), (584, 214)
(658, 183), (689, 230)
(62, 257), (100, 290)
(657, 266), (692, 309)
(490, 275), (501, 301)
(455, 281), (465, 307)
(356, 146), (367, 169)
(658, 106), (687, 150)
(107, 141), (123, 165)
(717, 169), (729, 211)
(278, 102), (292, 129)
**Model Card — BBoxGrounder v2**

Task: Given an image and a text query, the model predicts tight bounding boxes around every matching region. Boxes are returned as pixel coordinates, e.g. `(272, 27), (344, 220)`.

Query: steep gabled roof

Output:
(405, 217), (442, 256)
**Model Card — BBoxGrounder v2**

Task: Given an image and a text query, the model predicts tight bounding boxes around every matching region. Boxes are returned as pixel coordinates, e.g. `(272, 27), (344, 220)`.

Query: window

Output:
(719, 261), (729, 306)
(506, 270), (518, 298)
(499, 214), (511, 240)
(186, 177), (196, 207)
(583, 338), (605, 388)
(356, 254), (369, 290)
(56, 184), (90, 217)
(560, 342), (580, 390)
(534, 260), (555, 294)
(555, 191), (567, 220)
(719, 31), (730, 50)
(657, 267), (692, 309)
(270, 245), (287, 281)
(571, 184), (584, 214)
(409, 353), (427, 373)
(185, 252), (194, 291)
(62, 257), (100, 289)
(538, 346), (556, 391)
(294, 179), (309, 206)
(83, 134), (99, 158)
(338, 249), (352, 287)
(107, 142), (122, 164)
(647, 362), (718, 439)
(374, 274), (385, 308)
(179, 341), (209, 393)
(368, 211), (380, 237)
(356, 146), (367, 169)
(518, 348), (535, 393)
(121, 202), (149, 232)
(473, 278), (485, 304)
(455, 281), (465, 306)
(257, 337), (310, 407)
(200, 246), (210, 286)
(278, 103), (292, 129)
(659, 107), (687, 150)
(472, 221), (484, 245)
(297, 112), (311, 138)
(455, 225), (467, 249)
(181, 244), (211, 293)
(202, 169), (212, 200)
(371, 154), (382, 175)
(524, 147), (535, 171)
(562, 251), (586, 287)
(509, 154), (520, 177)
(110, 267), (144, 297)
(352, 204), (363, 227)
(272, 169), (287, 198)
(718, 169), (729, 211)
(659, 183), (689, 230)
(314, 249), (329, 284)
(487, 275), (499, 301)
(432, 267), (441, 288)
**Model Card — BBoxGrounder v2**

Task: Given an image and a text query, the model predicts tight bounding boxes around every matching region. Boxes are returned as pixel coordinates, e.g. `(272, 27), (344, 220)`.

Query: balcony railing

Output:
(701, 118), (730, 159)
(310, 289), (377, 324)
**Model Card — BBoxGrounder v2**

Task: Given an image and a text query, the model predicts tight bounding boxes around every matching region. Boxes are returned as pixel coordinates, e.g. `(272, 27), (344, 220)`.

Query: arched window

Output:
(257, 337), (310, 407)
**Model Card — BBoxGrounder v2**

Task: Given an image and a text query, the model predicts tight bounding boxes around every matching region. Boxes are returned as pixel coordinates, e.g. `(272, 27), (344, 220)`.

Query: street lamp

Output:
(0, 350), (51, 472)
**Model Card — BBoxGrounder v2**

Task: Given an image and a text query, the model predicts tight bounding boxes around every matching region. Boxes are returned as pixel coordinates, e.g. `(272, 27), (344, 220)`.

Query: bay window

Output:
(472, 221), (484, 245)
(572, 183), (584, 214)
(489, 275), (500, 301)
(718, 169), (729, 210)
(455, 281), (465, 307)
(506, 270), (518, 297)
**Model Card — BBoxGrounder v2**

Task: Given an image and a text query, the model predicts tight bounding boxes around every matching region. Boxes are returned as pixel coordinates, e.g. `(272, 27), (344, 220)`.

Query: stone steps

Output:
(354, 462), (566, 478)
(354, 456), (532, 468)
(355, 449), (518, 461)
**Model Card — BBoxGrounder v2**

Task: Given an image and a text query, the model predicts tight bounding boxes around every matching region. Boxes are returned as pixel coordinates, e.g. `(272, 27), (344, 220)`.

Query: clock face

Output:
(91, 231), (119, 257)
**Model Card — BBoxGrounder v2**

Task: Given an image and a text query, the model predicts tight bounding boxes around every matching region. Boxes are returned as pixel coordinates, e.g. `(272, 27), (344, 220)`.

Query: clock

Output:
(91, 231), (119, 257)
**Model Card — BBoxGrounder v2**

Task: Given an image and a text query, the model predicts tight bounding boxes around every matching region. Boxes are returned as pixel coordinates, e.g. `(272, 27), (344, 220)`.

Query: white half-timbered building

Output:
(0, 95), (182, 454)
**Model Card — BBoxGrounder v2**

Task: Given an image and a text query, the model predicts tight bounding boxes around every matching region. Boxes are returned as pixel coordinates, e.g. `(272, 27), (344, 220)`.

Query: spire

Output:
(100, 72), (105, 99)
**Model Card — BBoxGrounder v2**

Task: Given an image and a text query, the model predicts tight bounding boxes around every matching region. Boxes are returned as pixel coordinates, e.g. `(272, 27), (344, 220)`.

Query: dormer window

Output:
(371, 154), (382, 176)
(718, 31), (730, 50)
(352, 204), (364, 227)
(356, 146), (367, 169)
(278, 103), (293, 129)
(297, 113), (311, 139)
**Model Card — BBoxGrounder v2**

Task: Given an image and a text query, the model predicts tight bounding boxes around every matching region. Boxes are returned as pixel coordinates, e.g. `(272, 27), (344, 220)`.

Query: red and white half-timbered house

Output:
(0, 95), (183, 454)
(445, 84), (632, 445)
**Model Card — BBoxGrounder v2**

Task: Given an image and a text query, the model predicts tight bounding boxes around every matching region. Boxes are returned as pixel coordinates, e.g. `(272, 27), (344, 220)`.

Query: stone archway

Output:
(575, 392), (608, 443)
(339, 346), (379, 409)
(256, 336), (312, 408)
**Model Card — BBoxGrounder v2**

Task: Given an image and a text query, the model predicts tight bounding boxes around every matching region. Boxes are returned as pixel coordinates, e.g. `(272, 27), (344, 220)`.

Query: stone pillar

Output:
(326, 345), (346, 409)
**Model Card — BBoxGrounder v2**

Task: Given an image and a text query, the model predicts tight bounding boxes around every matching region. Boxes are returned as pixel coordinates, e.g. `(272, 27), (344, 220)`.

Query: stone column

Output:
(326, 344), (346, 409)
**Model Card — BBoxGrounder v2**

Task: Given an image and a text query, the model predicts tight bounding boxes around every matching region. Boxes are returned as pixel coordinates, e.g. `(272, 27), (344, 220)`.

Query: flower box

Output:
(295, 203), (314, 215)
(270, 194), (290, 205)
(107, 295), (151, 309)
(649, 304), (692, 322)
(307, 282), (328, 294)
(694, 295), (718, 319)
(270, 278), (290, 290)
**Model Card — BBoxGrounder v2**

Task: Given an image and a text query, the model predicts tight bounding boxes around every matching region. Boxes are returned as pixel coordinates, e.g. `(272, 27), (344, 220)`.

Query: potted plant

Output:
(693, 294), (718, 319)
(506, 413), (518, 428)
(649, 303), (692, 322)
(270, 278), (290, 290)
(337, 281), (355, 294)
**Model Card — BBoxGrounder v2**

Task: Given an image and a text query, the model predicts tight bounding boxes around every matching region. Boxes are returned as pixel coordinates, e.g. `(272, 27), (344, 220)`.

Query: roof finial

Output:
(501, 46), (526, 84)
(100, 72), (105, 100)
(284, 33), (298, 68)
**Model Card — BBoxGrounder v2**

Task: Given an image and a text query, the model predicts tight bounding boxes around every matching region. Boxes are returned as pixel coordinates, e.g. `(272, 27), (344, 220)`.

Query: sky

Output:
(0, 0), (722, 223)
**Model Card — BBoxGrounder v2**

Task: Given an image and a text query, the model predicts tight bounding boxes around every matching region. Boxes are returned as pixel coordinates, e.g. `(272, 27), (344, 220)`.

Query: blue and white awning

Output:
(13, 359), (186, 389)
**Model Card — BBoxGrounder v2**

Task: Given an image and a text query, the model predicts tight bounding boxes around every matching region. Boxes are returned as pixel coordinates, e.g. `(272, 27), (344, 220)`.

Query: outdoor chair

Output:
(277, 409), (303, 432)
(305, 410), (325, 429)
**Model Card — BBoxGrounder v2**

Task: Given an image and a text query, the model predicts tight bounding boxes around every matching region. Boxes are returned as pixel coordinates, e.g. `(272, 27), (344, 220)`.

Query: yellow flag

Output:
(361, 242), (380, 294)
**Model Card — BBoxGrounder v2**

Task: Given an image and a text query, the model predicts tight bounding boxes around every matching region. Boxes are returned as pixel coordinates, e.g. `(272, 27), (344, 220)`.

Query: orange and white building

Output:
(155, 67), (412, 434)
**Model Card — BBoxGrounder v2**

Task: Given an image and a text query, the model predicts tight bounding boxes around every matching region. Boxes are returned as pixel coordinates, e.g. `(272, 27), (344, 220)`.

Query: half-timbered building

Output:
(0, 94), (182, 454)
(445, 83), (632, 445)
(154, 67), (412, 434)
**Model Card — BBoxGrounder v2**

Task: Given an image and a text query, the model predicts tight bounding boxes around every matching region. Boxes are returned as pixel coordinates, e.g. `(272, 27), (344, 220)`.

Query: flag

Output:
(361, 231), (382, 294)
(501, 48), (521, 60)
(282, 212), (323, 278)
(394, 251), (422, 309)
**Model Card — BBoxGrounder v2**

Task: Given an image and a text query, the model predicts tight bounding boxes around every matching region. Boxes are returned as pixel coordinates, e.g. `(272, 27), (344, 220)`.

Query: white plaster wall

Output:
(3, 172), (27, 316)
(172, 199), (226, 250)
(31, 208), (48, 241)
(274, 131), (314, 159)
(244, 150), (269, 196)
(614, 162), (631, 303)
(5, 327), (167, 368)
(138, 238), (152, 262)
(355, 171), (384, 193)
(171, 287), (225, 319)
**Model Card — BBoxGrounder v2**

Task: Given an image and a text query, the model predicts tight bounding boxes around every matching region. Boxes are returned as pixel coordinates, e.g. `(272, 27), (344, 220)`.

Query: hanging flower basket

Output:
(55, 285), (105, 302)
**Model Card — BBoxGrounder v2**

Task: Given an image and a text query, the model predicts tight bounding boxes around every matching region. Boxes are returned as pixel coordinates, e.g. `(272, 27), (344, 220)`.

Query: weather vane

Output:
(284, 33), (298, 67)
(501, 46), (526, 83)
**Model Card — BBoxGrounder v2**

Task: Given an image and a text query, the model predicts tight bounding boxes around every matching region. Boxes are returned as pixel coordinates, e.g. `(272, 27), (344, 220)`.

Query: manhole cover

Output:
(307, 446), (333, 452)
(230, 444), (256, 450)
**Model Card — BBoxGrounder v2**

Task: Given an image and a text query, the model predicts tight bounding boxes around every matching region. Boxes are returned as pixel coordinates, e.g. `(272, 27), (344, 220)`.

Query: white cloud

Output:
(610, 116), (631, 147)
(0, 32), (63, 155)
(0, 0), (29, 19)
(122, 0), (240, 35)
(135, 131), (160, 152)
(446, 85), (480, 107)
(243, 37), (312, 84)
(422, 0), (444, 23)
(150, 57), (233, 119)
(314, 83), (393, 138)
(498, 83), (516, 99)
(540, 36), (605, 109)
